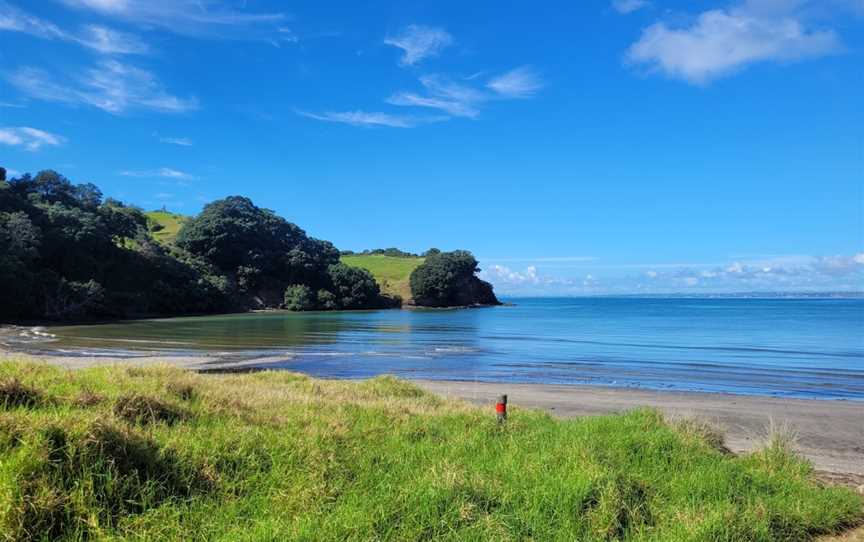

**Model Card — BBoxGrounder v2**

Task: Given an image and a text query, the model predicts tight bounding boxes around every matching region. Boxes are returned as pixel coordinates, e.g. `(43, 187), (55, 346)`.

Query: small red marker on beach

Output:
(496, 394), (507, 423)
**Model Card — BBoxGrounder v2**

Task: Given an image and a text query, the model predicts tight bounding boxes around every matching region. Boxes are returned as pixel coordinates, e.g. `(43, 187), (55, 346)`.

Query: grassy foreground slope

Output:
(340, 254), (424, 302)
(0, 361), (861, 541)
(144, 211), (188, 244)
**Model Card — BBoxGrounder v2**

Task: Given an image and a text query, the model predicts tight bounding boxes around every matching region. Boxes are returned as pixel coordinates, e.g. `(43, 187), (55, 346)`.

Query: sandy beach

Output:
(2, 347), (861, 479)
(415, 380), (864, 479)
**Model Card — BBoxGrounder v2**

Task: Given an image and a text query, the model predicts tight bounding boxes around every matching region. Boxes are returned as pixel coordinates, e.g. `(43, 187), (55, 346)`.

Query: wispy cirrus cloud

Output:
(303, 24), (543, 128)
(158, 136), (193, 146)
(384, 24), (453, 66)
(0, 126), (65, 151)
(0, 2), (148, 54)
(76, 24), (149, 54)
(57, 0), (293, 42)
(625, 2), (841, 84)
(7, 60), (197, 114)
(295, 109), (444, 128)
(487, 66), (544, 98)
(120, 167), (197, 180)
(386, 68), (544, 120)
(387, 74), (486, 118)
(612, 0), (650, 14)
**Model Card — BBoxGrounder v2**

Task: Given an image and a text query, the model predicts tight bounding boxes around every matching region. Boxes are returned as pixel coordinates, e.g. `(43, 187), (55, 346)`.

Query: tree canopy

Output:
(0, 169), (226, 321)
(409, 250), (500, 307)
(0, 169), (399, 322)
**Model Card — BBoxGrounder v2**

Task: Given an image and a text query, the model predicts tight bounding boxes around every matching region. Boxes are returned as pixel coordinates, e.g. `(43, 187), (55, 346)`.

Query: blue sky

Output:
(1, 0), (862, 295)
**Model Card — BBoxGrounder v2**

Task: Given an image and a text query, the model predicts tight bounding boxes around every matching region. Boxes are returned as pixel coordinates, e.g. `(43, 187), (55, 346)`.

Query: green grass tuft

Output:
(0, 360), (860, 541)
(0, 378), (42, 409)
(113, 394), (187, 426)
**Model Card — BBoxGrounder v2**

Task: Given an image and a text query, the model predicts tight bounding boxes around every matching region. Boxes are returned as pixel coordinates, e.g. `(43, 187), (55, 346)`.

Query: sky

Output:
(1, 0), (862, 296)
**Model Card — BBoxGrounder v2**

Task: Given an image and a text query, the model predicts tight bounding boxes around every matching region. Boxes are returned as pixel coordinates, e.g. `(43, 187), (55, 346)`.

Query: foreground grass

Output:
(340, 255), (424, 302)
(145, 211), (189, 245)
(0, 361), (860, 541)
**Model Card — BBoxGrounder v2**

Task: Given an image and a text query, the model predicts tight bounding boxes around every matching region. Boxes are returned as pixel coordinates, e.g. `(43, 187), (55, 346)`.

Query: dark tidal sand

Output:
(415, 380), (864, 479)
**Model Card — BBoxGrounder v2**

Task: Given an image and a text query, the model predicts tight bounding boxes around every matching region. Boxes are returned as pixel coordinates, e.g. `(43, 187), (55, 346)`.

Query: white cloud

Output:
(626, 4), (840, 84)
(159, 136), (193, 146)
(120, 167), (197, 180)
(487, 66), (544, 98)
(75, 24), (148, 54)
(7, 60), (197, 114)
(296, 109), (443, 128)
(4, 168), (21, 177)
(0, 126), (65, 151)
(613, 0), (650, 14)
(481, 265), (541, 286)
(386, 92), (479, 118)
(1, 1), (65, 39)
(0, 2), (148, 54)
(387, 74), (486, 118)
(386, 69), (544, 121)
(641, 253), (864, 290)
(384, 24), (453, 66)
(57, 0), (291, 41)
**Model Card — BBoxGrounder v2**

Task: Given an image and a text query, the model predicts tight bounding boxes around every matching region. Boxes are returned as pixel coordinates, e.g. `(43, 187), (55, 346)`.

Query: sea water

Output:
(6, 298), (863, 400)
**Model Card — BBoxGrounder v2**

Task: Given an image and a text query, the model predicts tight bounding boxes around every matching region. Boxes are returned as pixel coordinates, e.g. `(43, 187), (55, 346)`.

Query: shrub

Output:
(283, 284), (317, 311)
(113, 394), (186, 425)
(0, 378), (42, 408)
(410, 250), (500, 307)
(317, 289), (339, 310)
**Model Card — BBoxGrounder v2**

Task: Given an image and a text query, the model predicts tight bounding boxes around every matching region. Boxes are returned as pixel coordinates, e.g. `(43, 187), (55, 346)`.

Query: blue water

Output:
(10, 297), (864, 400)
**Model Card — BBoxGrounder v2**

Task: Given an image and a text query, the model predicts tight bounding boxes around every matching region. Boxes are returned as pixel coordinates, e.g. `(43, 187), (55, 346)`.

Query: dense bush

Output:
(410, 250), (500, 307)
(283, 284), (317, 311)
(0, 168), (400, 322)
(0, 168), (228, 322)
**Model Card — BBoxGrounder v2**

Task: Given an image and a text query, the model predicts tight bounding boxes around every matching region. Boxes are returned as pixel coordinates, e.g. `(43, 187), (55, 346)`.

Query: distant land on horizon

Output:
(501, 292), (864, 299)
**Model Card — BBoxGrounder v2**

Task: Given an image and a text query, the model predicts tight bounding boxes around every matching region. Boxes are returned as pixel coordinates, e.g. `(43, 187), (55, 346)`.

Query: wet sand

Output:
(415, 380), (864, 478)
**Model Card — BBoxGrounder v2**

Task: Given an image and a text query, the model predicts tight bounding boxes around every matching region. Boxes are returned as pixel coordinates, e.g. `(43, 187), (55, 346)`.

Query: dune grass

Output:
(340, 254), (424, 302)
(0, 360), (860, 541)
(144, 211), (189, 245)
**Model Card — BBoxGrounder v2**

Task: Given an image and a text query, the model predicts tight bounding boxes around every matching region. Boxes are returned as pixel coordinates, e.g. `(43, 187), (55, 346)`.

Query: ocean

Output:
(6, 297), (863, 400)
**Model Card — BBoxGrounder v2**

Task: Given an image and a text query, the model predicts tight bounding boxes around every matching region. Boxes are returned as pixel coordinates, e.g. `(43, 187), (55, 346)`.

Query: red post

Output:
(496, 394), (507, 423)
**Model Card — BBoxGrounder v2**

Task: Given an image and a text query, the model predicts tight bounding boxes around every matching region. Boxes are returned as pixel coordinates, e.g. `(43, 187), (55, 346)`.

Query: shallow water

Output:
(5, 298), (863, 400)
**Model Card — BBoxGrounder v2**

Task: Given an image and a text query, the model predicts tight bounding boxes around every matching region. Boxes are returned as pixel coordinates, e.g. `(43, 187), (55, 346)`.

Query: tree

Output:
(327, 263), (382, 309)
(176, 196), (338, 292)
(410, 250), (500, 307)
(284, 284), (317, 311)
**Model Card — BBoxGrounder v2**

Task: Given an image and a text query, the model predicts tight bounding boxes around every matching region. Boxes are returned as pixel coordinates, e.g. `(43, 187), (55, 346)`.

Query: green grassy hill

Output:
(145, 211), (189, 244)
(340, 254), (424, 302)
(1, 360), (860, 541)
(142, 211), (420, 301)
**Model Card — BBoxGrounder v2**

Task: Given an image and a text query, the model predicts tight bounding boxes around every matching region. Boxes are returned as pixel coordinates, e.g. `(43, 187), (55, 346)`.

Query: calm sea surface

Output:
(6, 298), (864, 400)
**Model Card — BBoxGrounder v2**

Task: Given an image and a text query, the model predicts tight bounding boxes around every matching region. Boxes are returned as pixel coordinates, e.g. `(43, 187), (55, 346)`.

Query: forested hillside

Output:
(0, 168), (397, 321)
